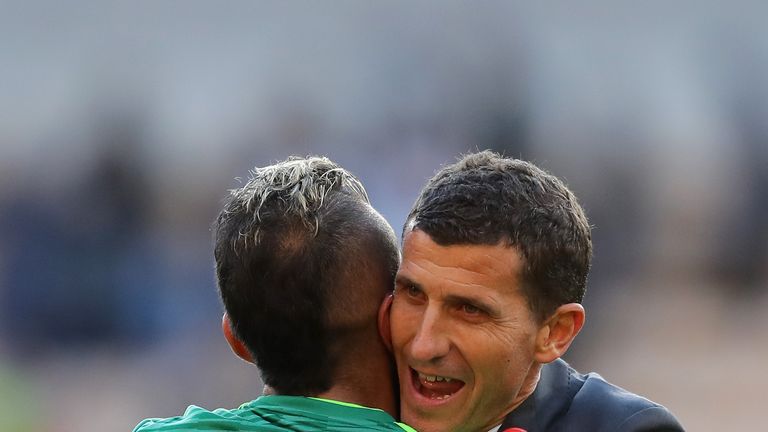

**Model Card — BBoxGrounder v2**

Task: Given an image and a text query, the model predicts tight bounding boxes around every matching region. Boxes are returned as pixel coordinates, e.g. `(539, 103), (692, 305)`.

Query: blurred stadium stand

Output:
(0, 2), (766, 430)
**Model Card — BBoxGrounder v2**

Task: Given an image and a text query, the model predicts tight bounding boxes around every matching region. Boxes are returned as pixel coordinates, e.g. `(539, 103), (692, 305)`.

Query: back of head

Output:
(406, 150), (592, 322)
(214, 156), (399, 395)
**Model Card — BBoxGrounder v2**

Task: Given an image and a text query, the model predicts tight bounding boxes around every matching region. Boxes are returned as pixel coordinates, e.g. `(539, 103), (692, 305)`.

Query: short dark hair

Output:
(406, 150), (592, 322)
(214, 156), (399, 395)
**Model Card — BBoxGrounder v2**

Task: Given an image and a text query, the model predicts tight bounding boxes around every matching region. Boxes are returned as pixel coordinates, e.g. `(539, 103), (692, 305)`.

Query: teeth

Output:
(419, 372), (452, 383)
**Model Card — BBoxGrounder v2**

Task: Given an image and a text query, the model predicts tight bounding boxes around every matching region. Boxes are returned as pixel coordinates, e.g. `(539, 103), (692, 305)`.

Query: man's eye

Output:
(462, 303), (482, 315)
(407, 285), (421, 297)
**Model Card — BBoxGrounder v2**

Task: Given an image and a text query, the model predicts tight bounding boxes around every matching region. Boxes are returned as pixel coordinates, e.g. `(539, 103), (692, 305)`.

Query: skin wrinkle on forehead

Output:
(405, 229), (523, 272)
(403, 250), (521, 290)
(402, 259), (493, 285)
(480, 251), (519, 270)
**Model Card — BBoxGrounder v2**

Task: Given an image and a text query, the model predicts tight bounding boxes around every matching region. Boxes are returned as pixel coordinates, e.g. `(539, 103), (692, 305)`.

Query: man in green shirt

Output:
(133, 156), (414, 432)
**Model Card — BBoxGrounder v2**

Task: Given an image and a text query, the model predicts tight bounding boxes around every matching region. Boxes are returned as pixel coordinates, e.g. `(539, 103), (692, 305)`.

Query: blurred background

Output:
(1, 1), (766, 430)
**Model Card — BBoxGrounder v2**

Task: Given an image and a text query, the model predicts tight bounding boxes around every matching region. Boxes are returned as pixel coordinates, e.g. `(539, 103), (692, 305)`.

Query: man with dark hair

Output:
(383, 150), (683, 432)
(134, 156), (415, 431)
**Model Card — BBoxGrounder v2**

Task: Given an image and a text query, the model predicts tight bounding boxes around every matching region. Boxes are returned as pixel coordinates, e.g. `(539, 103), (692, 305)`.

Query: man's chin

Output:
(400, 400), (467, 432)
(400, 413), (457, 432)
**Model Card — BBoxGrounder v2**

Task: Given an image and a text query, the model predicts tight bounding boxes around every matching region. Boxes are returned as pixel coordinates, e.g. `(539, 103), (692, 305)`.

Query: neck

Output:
(315, 381), (396, 417)
(485, 363), (542, 430)
(512, 363), (542, 408)
(314, 343), (398, 417)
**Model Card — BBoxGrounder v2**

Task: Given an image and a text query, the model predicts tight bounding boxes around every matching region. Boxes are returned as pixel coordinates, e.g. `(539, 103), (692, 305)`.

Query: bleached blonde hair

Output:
(222, 156), (369, 249)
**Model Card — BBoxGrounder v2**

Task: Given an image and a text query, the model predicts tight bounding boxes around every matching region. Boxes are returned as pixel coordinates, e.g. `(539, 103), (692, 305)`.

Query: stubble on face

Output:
(391, 230), (544, 432)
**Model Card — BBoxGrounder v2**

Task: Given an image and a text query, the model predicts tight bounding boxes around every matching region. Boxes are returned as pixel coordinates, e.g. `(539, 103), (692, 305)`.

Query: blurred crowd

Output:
(1, 2), (766, 431)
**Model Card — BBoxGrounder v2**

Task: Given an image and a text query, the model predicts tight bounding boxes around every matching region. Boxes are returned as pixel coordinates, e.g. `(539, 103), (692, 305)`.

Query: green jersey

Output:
(133, 395), (417, 431)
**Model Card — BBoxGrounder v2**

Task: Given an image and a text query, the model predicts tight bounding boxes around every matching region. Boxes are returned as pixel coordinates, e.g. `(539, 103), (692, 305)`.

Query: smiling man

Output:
(385, 151), (683, 432)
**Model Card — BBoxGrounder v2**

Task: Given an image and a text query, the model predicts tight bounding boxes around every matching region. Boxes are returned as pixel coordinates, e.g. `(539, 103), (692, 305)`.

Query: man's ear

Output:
(222, 313), (254, 364)
(377, 293), (394, 352)
(534, 303), (585, 364)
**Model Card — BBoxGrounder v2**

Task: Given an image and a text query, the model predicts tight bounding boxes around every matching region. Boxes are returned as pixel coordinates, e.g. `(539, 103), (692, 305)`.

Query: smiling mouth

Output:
(410, 368), (465, 400)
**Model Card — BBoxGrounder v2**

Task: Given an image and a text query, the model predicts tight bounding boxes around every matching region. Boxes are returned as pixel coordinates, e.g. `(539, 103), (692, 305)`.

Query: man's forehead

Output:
(399, 230), (524, 292)
(402, 229), (522, 265)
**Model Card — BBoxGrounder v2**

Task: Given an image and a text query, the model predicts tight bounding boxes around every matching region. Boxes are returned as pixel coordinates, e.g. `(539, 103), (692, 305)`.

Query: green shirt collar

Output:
(244, 395), (417, 432)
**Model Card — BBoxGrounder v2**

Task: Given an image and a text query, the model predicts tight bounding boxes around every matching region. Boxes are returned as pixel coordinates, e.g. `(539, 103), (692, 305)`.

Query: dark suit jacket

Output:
(499, 359), (684, 432)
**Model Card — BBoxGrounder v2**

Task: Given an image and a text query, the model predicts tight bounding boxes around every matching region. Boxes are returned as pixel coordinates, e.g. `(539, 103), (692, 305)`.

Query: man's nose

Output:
(409, 307), (450, 363)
